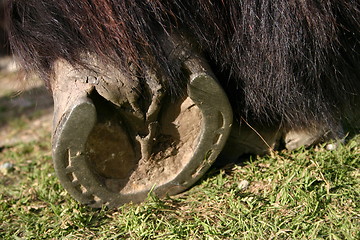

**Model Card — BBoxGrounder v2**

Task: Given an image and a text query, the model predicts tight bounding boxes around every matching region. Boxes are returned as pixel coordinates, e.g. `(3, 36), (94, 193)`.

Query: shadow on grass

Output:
(0, 85), (53, 128)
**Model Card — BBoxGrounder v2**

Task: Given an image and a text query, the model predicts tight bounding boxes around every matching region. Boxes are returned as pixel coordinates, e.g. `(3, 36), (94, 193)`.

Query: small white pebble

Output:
(238, 180), (250, 190)
(326, 143), (338, 151)
(0, 162), (15, 175)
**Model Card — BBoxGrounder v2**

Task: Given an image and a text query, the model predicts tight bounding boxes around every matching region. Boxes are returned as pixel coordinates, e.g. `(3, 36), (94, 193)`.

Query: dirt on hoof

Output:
(86, 122), (137, 180)
(86, 96), (202, 194)
(122, 97), (202, 194)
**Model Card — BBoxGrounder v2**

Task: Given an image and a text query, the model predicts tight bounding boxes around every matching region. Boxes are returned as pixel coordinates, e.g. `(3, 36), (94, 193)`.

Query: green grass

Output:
(0, 136), (359, 239)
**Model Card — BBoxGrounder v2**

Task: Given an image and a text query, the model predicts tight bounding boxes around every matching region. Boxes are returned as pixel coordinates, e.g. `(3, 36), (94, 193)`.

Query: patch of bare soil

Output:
(0, 56), (53, 148)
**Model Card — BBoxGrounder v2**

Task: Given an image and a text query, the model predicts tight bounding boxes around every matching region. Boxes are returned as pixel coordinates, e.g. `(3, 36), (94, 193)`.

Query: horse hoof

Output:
(51, 35), (233, 208)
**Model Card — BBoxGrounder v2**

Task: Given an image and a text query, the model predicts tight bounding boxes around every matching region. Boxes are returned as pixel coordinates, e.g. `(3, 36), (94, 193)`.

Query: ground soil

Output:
(0, 56), (53, 148)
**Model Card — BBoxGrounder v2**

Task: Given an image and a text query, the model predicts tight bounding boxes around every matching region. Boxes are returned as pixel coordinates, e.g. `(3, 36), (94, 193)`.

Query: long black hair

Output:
(6, 0), (360, 132)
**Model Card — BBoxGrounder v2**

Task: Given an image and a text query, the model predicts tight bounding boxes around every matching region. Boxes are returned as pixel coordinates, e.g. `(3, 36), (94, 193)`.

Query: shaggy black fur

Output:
(0, 0), (9, 55)
(5, 0), (360, 134)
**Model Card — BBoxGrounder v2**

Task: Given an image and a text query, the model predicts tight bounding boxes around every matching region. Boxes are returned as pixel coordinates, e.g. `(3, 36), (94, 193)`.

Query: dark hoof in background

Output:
(51, 35), (233, 208)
